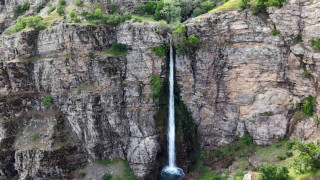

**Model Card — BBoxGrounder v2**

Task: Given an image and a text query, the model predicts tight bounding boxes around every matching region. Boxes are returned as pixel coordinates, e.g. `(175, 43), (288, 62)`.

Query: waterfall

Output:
(161, 35), (185, 179)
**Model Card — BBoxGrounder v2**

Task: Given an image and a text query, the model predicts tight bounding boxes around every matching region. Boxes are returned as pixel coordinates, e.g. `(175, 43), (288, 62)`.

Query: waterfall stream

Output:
(161, 35), (185, 179)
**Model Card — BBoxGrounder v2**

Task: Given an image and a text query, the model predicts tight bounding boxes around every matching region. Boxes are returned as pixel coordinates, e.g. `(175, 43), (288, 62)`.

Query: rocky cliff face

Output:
(178, 0), (320, 150)
(0, 0), (320, 179)
(0, 21), (167, 179)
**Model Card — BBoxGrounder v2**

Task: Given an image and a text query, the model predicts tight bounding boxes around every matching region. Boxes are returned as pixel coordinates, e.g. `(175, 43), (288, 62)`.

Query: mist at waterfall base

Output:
(160, 35), (185, 180)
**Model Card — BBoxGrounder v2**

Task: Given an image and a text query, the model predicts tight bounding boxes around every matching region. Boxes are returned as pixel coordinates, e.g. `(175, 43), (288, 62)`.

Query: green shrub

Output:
(294, 36), (302, 45)
(240, 133), (253, 145)
(42, 94), (53, 106)
(305, 71), (311, 78)
(201, 0), (214, 12)
(258, 164), (289, 180)
(151, 45), (169, 57)
(35, 3), (45, 13)
(58, 0), (66, 6)
(110, 2), (118, 14)
(89, 51), (95, 58)
(176, 35), (200, 55)
(285, 150), (293, 157)
(172, 24), (186, 36)
(239, 0), (251, 10)
(301, 95), (316, 117)
(105, 43), (128, 56)
(149, 75), (163, 99)
(30, 133), (39, 141)
(75, 0), (84, 7)
(192, 7), (203, 17)
(264, 0), (286, 7)
(102, 173), (112, 180)
(159, 1), (181, 23)
(6, 15), (47, 34)
(277, 155), (286, 160)
(291, 139), (320, 174)
(57, 5), (65, 16)
(0, 69), (3, 75)
(254, 0), (286, 14)
(259, 111), (273, 116)
(94, 8), (103, 19)
(13, 2), (31, 16)
(138, 1), (157, 15)
(47, 6), (56, 14)
(311, 39), (320, 51)
(272, 29), (280, 36)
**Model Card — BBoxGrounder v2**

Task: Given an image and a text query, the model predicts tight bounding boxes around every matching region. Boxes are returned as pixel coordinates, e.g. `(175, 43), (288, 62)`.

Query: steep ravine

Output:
(0, 0), (320, 179)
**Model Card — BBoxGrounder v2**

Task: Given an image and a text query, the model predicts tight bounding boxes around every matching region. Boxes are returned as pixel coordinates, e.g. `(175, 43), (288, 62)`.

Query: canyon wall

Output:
(0, 0), (320, 179)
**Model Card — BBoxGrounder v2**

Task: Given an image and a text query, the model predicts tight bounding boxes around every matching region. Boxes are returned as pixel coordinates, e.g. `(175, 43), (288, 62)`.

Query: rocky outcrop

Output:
(0, 21), (167, 179)
(177, 5), (320, 150)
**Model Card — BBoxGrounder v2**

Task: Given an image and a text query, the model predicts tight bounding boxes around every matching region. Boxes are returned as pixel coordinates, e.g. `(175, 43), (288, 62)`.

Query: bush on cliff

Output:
(253, 0), (287, 14)
(238, 0), (251, 10)
(311, 39), (320, 51)
(149, 75), (163, 99)
(291, 139), (320, 174)
(85, 8), (131, 25)
(6, 15), (47, 34)
(176, 34), (200, 55)
(105, 43), (128, 56)
(151, 44), (169, 57)
(296, 95), (317, 117)
(57, 5), (65, 16)
(258, 164), (289, 180)
(13, 2), (31, 16)
(42, 94), (53, 106)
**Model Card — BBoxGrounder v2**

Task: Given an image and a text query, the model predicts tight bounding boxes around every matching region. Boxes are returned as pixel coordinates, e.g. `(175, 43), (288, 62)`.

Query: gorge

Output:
(0, 0), (320, 179)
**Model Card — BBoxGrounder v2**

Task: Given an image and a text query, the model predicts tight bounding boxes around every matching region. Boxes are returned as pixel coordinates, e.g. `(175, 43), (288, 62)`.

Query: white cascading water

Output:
(161, 35), (185, 179)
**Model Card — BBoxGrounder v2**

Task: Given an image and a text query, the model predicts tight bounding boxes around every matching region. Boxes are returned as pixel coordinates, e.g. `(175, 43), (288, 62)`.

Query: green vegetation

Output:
(85, 8), (132, 25)
(272, 29), (280, 36)
(98, 158), (137, 180)
(89, 51), (95, 58)
(277, 155), (286, 160)
(57, 5), (65, 16)
(105, 43), (128, 57)
(238, 0), (251, 10)
(296, 95), (317, 117)
(58, 0), (66, 6)
(293, 36), (302, 45)
(42, 94), (53, 106)
(35, 3), (45, 13)
(258, 164), (289, 180)
(209, 0), (238, 13)
(311, 39), (320, 51)
(241, 133), (254, 145)
(172, 24), (200, 55)
(138, 0), (223, 22)
(75, 0), (84, 7)
(69, 10), (81, 23)
(151, 44), (169, 57)
(253, 0), (287, 14)
(177, 34), (200, 55)
(259, 111), (273, 116)
(149, 75), (163, 99)
(13, 2), (31, 16)
(5, 16), (47, 35)
(291, 139), (320, 174)
(47, 6), (56, 15)
(0, 69), (3, 75)
(56, 0), (67, 17)
(299, 60), (312, 78)
(30, 133), (39, 141)
(102, 173), (112, 180)
(110, 2), (118, 14)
